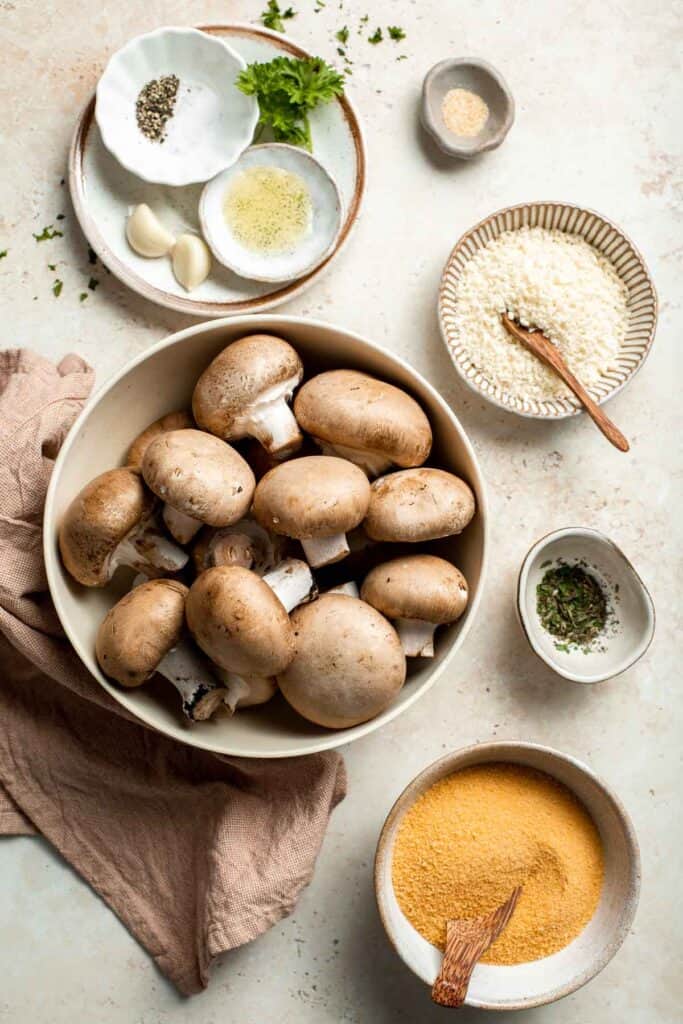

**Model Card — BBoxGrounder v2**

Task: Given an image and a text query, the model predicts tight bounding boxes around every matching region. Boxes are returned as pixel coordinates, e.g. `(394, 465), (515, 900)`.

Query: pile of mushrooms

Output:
(59, 333), (476, 730)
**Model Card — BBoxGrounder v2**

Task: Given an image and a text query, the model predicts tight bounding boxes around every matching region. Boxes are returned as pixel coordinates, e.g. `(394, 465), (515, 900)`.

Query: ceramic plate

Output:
(438, 202), (658, 418)
(69, 24), (366, 317)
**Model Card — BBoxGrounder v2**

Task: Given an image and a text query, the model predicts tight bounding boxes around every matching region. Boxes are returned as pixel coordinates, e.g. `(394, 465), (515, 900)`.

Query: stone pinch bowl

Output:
(374, 741), (641, 1012)
(517, 527), (655, 684)
(421, 58), (514, 159)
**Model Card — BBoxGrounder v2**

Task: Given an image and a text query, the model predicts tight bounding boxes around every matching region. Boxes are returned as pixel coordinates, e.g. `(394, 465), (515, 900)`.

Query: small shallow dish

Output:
(200, 144), (342, 283)
(439, 202), (658, 418)
(374, 741), (641, 1011)
(517, 527), (654, 684)
(96, 27), (258, 186)
(421, 58), (514, 158)
(43, 314), (487, 759)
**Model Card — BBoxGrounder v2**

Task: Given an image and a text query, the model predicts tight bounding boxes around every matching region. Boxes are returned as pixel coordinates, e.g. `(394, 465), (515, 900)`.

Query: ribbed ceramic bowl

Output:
(438, 202), (657, 418)
(43, 315), (487, 759)
(374, 742), (641, 1011)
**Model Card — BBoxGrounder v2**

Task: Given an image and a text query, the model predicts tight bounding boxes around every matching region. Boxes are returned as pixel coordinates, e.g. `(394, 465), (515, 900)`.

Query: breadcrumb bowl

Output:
(374, 742), (641, 1011)
(44, 316), (487, 759)
(438, 202), (657, 419)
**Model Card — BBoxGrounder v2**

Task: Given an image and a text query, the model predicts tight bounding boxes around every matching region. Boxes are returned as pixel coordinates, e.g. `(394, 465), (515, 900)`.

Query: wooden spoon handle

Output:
(548, 364), (630, 452)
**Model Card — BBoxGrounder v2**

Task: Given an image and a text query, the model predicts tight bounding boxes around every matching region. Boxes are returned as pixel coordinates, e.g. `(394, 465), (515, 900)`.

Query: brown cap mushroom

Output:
(191, 519), (286, 576)
(185, 566), (297, 678)
(126, 410), (194, 469)
(95, 579), (227, 721)
(364, 468), (475, 543)
(293, 370), (432, 477)
(141, 429), (255, 545)
(361, 554), (469, 657)
(252, 455), (371, 568)
(192, 335), (304, 457)
(277, 594), (406, 729)
(59, 467), (188, 587)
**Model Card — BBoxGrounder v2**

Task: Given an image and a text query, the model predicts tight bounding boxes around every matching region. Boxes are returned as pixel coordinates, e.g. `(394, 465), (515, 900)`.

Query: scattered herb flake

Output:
(314, 0), (326, 10)
(87, 246), (98, 265)
(261, 0), (296, 32)
(368, 27), (382, 44)
(387, 25), (406, 41)
(56, 213), (65, 220)
(33, 225), (63, 242)
(337, 47), (346, 57)
(52, 279), (63, 297)
(48, 263), (57, 271)
(396, 54), (407, 61)
(0, 250), (7, 260)
(79, 292), (88, 302)
(335, 26), (349, 44)
(88, 277), (99, 291)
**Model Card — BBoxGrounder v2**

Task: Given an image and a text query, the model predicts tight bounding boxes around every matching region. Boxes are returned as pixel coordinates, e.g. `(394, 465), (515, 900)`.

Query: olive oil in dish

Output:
(223, 166), (312, 255)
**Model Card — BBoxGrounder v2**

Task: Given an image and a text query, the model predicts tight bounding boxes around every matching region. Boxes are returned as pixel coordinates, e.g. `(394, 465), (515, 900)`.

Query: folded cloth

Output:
(0, 350), (346, 995)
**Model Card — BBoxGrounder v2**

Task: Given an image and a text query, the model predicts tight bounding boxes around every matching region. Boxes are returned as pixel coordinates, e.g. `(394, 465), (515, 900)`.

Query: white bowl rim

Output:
(517, 526), (656, 684)
(374, 739), (642, 1011)
(43, 313), (489, 758)
(437, 200), (659, 420)
(94, 25), (259, 186)
(199, 142), (344, 283)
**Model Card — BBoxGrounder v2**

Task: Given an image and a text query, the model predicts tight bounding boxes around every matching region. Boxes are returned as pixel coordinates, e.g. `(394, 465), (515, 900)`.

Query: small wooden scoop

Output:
(431, 887), (522, 1008)
(501, 314), (629, 452)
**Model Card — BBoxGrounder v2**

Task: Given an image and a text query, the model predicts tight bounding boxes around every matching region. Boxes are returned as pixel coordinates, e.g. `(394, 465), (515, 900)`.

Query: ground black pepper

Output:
(135, 75), (180, 143)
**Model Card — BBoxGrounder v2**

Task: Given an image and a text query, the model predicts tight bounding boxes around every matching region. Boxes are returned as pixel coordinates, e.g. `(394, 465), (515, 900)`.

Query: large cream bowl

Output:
(44, 316), (487, 758)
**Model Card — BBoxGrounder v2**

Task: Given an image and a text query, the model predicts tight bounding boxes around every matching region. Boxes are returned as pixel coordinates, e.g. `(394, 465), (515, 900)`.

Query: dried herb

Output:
(88, 277), (99, 291)
(536, 564), (607, 650)
(335, 26), (349, 44)
(56, 213), (65, 220)
(33, 225), (63, 242)
(0, 250), (7, 260)
(136, 75), (180, 143)
(79, 292), (88, 302)
(48, 263), (57, 271)
(368, 27), (383, 44)
(87, 246), (98, 265)
(388, 25), (406, 41)
(52, 279), (63, 297)
(261, 1), (296, 31)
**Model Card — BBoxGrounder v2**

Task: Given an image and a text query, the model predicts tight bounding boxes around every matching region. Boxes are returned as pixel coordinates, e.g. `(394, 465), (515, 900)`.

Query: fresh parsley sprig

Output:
(261, 1), (296, 32)
(237, 56), (344, 152)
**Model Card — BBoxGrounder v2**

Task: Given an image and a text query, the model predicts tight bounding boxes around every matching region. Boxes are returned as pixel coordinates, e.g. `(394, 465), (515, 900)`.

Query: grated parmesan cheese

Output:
(452, 227), (629, 400)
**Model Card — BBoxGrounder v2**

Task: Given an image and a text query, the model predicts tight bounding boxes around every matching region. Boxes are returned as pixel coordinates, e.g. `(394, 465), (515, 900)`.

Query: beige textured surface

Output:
(0, 1), (680, 1021)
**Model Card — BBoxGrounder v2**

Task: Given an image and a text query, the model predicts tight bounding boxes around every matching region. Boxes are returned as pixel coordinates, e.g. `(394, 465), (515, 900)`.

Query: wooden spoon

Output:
(431, 887), (522, 1008)
(501, 314), (629, 452)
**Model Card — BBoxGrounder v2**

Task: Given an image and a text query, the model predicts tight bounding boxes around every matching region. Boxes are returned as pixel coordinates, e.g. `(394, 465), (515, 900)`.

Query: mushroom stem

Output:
(396, 618), (438, 658)
(214, 668), (278, 714)
(238, 379), (303, 457)
(263, 558), (317, 612)
(163, 504), (202, 545)
(113, 523), (188, 577)
(301, 533), (350, 569)
(326, 581), (360, 598)
(157, 643), (228, 721)
(316, 439), (393, 479)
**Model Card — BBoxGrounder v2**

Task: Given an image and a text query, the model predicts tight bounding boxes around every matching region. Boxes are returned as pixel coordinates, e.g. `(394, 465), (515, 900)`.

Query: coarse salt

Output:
(452, 227), (629, 400)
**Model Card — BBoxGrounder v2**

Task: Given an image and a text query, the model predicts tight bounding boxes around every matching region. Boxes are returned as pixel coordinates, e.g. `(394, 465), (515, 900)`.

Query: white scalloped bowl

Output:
(200, 143), (343, 282)
(95, 27), (258, 186)
(438, 202), (657, 419)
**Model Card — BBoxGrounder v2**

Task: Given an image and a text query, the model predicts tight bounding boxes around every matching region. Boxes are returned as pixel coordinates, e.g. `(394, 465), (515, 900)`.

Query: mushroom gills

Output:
(231, 377), (302, 457)
(263, 558), (317, 611)
(207, 520), (283, 575)
(162, 504), (203, 545)
(214, 668), (278, 713)
(395, 618), (439, 658)
(315, 439), (393, 479)
(113, 521), (188, 577)
(156, 643), (228, 721)
(300, 533), (350, 569)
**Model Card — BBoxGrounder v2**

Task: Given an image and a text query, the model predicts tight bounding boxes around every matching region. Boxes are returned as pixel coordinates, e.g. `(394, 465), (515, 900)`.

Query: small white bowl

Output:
(200, 144), (343, 283)
(517, 527), (655, 683)
(374, 741), (641, 1011)
(95, 27), (258, 186)
(421, 58), (514, 159)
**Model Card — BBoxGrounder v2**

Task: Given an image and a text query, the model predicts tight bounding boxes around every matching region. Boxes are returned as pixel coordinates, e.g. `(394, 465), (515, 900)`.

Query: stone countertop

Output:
(0, 1), (680, 1022)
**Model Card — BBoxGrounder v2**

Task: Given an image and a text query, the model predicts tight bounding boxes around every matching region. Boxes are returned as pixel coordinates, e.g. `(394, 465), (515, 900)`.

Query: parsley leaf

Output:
(79, 292), (88, 302)
(335, 26), (349, 44)
(261, 1), (296, 32)
(237, 56), (344, 151)
(368, 27), (382, 44)
(33, 225), (63, 242)
(0, 250), (7, 260)
(387, 26), (406, 41)
(52, 279), (63, 297)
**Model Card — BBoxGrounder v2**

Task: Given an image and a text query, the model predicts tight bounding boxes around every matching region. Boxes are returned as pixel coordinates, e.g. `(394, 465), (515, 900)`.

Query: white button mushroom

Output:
(141, 429), (255, 545)
(191, 518), (286, 576)
(126, 204), (176, 258)
(172, 233), (212, 291)
(364, 468), (476, 542)
(294, 370), (433, 477)
(126, 410), (194, 470)
(277, 594), (406, 729)
(361, 554), (469, 657)
(252, 455), (371, 568)
(192, 335), (304, 457)
(95, 579), (228, 721)
(58, 467), (188, 587)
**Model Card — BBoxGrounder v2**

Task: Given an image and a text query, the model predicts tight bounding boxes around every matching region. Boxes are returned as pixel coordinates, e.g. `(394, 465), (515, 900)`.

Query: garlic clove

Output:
(126, 204), (176, 258)
(172, 234), (212, 291)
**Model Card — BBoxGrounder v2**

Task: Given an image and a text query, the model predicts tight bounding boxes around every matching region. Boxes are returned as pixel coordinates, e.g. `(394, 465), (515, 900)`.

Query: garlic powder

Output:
(452, 227), (629, 400)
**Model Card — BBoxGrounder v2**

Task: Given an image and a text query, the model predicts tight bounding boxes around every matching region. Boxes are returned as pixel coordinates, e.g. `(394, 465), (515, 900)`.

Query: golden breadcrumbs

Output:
(441, 88), (489, 137)
(392, 763), (604, 965)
